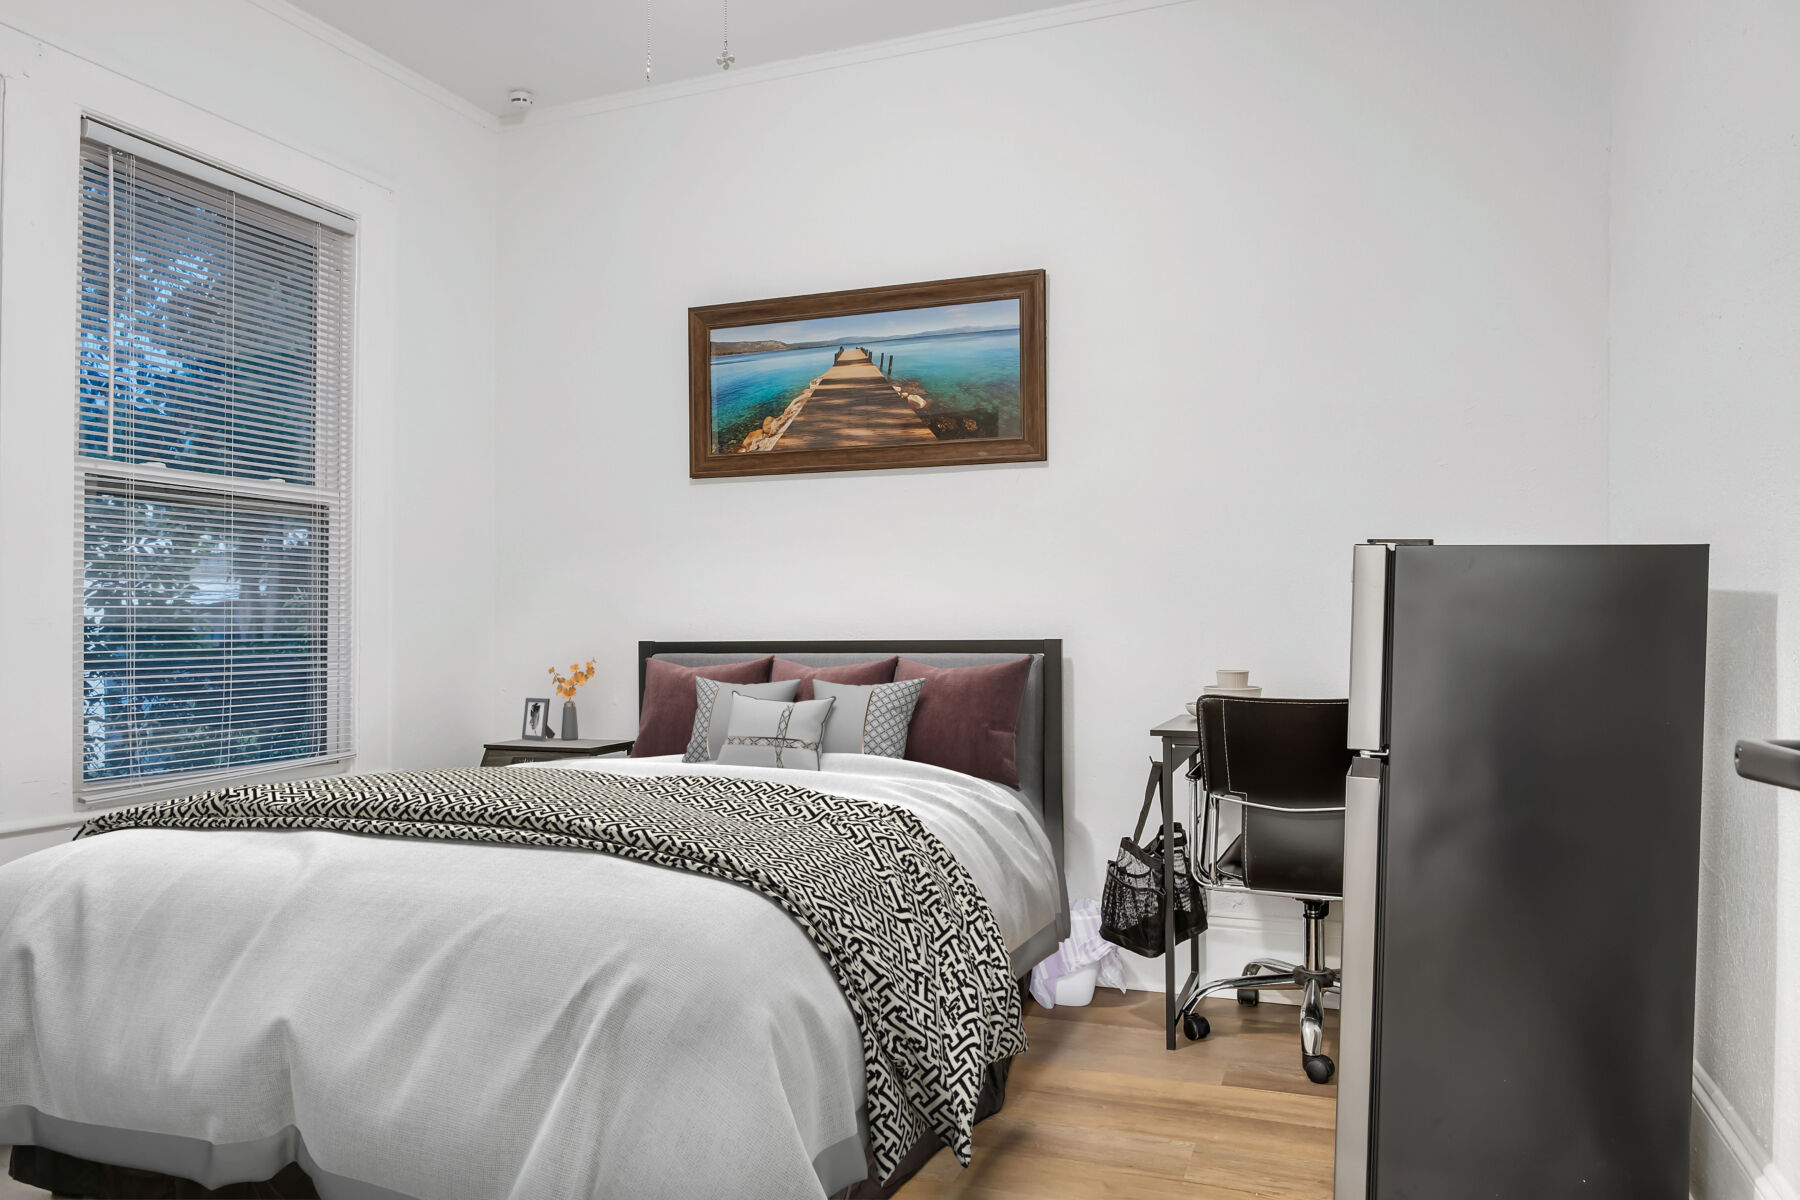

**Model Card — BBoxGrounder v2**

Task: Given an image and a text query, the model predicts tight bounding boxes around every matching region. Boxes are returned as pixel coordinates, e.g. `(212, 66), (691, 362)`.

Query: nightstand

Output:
(480, 737), (635, 767)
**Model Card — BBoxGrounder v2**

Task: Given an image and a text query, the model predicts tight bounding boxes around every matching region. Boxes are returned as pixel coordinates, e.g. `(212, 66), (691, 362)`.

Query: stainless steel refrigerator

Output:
(1333, 542), (1709, 1199)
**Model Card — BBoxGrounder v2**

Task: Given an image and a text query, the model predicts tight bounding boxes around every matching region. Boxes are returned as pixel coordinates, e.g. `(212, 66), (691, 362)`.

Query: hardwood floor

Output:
(2, 992), (1338, 1200)
(0, 1154), (44, 1200)
(893, 990), (1339, 1200)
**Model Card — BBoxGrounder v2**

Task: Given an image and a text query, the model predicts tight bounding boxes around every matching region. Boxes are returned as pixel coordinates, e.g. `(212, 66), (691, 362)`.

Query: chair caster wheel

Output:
(1303, 1053), (1335, 1085)
(1182, 1013), (1210, 1041)
(1238, 963), (1261, 1005)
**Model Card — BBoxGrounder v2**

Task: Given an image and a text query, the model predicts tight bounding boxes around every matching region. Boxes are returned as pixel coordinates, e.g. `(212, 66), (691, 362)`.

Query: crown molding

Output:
(512, 0), (1197, 131)
(238, 0), (501, 132)
(7, 0), (1189, 145)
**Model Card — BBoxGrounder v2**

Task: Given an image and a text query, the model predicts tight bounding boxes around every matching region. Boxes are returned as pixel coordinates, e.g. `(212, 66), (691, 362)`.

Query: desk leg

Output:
(1188, 750), (1200, 995)
(1162, 738), (1178, 1050)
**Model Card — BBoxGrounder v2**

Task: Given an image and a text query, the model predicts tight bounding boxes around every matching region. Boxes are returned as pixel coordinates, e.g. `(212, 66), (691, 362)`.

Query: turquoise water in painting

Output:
(709, 328), (1021, 450)
(875, 329), (1022, 435)
(710, 346), (839, 439)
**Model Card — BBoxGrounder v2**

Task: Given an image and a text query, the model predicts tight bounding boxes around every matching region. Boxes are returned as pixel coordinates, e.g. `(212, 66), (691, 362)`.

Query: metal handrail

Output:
(1735, 739), (1800, 792)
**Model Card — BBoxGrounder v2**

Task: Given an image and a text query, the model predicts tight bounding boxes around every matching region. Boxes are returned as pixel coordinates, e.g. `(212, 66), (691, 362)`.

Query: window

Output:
(76, 121), (355, 802)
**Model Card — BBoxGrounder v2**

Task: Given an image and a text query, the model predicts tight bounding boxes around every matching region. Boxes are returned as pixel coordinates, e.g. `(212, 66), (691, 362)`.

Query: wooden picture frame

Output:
(688, 269), (1046, 478)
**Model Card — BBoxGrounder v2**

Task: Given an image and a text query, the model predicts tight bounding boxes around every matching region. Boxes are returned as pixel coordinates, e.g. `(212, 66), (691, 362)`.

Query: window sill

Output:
(77, 752), (358, 811)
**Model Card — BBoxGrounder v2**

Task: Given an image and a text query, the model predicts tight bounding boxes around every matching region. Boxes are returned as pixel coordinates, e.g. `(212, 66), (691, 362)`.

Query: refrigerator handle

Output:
(1334, 756), (1384, 1200)
(1348, 543), (1392, 753)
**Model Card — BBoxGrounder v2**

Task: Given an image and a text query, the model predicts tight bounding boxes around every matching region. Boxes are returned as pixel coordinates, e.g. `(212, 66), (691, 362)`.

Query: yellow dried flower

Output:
(546, 657), (598, 702)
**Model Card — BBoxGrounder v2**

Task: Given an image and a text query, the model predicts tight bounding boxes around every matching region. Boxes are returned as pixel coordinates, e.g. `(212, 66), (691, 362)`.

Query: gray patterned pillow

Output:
(717, 695), (836, 771)
(814, 678), (925, 758)
(684, 678), (799, 762)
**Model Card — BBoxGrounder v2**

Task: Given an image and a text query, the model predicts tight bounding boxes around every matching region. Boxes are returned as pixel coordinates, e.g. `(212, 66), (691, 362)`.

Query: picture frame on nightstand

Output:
(520, 697), (552, 740)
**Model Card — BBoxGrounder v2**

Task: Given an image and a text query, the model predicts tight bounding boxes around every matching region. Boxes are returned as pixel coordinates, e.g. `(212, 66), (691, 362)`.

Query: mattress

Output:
(0, 753), (1060, 1199)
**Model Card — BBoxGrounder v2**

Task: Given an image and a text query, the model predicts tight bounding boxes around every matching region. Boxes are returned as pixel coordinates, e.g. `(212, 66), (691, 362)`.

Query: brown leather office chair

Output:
(1177, 696), (1350, 1084)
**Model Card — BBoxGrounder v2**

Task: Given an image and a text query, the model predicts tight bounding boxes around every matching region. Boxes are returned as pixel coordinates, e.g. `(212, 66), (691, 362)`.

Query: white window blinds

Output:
(76, 122), (355, 802)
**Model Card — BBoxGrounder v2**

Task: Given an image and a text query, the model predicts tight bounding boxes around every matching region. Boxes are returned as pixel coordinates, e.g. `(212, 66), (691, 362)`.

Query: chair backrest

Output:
(1197, 696), (1351, 898)
(1196, 696), (1352, 807)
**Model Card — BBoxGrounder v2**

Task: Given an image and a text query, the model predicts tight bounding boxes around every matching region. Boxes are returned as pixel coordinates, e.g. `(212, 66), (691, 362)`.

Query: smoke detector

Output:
(506, 89), (535, 111)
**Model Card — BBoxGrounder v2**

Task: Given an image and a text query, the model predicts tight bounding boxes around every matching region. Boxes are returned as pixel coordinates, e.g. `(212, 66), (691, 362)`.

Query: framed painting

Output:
(688, 269), (1046, 478)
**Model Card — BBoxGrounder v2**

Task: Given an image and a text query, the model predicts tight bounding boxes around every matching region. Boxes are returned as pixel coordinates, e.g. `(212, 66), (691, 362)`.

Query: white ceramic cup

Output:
(1216, 669), (1251, 689)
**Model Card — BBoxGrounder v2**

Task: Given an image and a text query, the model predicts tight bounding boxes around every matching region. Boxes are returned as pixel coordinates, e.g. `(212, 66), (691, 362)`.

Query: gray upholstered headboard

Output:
(638, 639), (1067, 934)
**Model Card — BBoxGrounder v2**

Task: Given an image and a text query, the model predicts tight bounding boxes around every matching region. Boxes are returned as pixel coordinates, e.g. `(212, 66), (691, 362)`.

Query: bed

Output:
(0, 639), (1067, 1199)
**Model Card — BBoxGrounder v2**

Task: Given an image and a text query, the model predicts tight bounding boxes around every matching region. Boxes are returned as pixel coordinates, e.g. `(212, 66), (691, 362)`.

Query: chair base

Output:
(1176, 899), (1338, 1084)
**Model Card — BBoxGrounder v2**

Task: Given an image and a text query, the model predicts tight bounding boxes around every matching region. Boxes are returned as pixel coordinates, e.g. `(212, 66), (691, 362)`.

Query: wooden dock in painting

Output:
(768, 348), (934, 450)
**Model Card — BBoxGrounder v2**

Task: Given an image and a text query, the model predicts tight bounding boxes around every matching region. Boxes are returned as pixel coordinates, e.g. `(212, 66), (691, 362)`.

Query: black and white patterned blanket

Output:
(77, 768), (1027, 1181)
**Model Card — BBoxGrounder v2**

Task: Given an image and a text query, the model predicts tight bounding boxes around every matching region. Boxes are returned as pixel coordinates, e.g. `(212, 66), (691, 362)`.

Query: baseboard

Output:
(1690, 1060), (1798, 1200)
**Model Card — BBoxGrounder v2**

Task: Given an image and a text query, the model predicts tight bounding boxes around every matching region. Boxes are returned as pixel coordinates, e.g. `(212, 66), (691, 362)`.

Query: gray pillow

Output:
(717, 695), (836, 771)
(815, 678), (925, 758)
(684, 678), (799, 762)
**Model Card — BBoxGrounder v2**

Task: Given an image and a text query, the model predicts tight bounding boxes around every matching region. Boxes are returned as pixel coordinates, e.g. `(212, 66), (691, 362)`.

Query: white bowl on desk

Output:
(1185, 685), (1263, 717)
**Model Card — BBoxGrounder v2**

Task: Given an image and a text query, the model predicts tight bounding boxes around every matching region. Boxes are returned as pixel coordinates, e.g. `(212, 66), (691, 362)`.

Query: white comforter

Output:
(0, 755), (1057, 1200)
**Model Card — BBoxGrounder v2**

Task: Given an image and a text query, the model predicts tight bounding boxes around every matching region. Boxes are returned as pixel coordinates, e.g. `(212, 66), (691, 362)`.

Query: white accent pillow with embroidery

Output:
(684, 678), (799, 762)
(716, 695), (836, 771)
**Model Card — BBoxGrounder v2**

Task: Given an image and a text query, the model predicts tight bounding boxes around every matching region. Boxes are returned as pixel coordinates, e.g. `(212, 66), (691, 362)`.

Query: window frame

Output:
(73, 121), (357, 808)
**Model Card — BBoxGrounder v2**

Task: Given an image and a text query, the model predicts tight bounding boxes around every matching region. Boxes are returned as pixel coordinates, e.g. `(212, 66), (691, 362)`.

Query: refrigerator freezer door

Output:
(1333, 756), (1384, 1200)
(1347, 543), (1391, 753)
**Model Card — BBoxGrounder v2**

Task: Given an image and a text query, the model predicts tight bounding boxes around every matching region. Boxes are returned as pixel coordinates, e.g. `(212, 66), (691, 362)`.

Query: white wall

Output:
(1608, 1), (1800, 1195)
(0, 0), (499, 862)
(0, 4), (1778, 1194)
(493, 0), (1614, 988)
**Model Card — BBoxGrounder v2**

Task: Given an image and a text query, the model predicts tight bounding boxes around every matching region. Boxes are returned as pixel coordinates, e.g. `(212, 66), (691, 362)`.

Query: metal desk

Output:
(1150, 712), (1204, 1049)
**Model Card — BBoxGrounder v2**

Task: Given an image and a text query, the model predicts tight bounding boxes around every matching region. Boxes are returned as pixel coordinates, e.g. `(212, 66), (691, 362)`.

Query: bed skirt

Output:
(7, 1056), (1013, 1200)
(8, 1144), (319, 1198)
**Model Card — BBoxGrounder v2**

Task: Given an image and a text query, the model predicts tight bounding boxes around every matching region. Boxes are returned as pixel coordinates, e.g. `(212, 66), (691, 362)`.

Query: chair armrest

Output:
(1210, 790), (1346, 814)
(1184, 759), (1344, 811)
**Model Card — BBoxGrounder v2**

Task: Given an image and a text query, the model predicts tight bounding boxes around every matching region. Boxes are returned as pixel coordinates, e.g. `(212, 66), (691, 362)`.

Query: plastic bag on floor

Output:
(1029, 898), (1127, 1008)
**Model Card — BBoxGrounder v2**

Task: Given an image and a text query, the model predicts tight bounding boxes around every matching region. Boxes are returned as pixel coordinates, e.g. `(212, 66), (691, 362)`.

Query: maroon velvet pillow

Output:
(894, 656), (1033, 787)
(770, 656), (898, 701)
(632, 657), (773, 757)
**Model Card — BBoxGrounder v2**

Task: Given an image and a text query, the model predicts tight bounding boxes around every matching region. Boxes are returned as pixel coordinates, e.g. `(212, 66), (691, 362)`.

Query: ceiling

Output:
(288, 0), (1077, 112)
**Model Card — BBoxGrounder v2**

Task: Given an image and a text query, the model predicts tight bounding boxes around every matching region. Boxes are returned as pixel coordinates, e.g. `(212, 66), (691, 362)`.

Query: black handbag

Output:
(1099, 759), (1206, 957)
